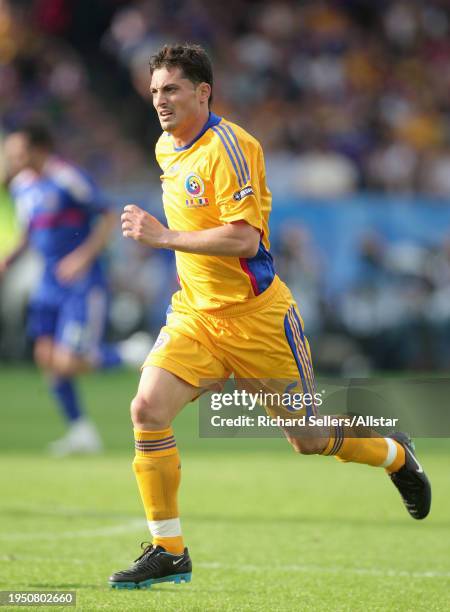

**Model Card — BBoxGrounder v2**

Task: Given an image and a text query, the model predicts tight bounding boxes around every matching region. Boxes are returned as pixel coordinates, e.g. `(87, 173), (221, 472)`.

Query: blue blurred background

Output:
(2, 0), (450, 373)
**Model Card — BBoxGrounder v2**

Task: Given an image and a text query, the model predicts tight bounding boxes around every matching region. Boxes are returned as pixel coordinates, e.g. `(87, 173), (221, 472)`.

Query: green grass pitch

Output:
(0, 366), (449, 611)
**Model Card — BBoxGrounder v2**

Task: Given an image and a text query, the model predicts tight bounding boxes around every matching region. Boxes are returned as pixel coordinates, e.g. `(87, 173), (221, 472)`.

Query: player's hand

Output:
(121, 204), (168, 248)
(56, 248), (92, 284)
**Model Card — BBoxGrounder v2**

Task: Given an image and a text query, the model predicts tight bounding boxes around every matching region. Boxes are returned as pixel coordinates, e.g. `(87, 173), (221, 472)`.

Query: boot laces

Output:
(134, 542), (156, 563)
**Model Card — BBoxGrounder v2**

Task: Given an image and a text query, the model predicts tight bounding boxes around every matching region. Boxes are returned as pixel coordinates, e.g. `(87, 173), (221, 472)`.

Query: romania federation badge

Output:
(184, 172), (205, 197)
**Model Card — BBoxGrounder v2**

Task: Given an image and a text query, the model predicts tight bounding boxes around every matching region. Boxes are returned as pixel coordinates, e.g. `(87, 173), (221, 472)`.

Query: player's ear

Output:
(198, 82), (211, 104)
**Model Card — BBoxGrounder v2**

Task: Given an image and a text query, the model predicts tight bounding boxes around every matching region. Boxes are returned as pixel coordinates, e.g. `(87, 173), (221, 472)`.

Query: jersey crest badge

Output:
(184, 172), (205, 197)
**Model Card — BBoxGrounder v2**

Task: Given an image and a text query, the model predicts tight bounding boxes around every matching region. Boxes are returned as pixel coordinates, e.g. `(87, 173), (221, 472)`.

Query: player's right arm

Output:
(121, 205), (259, 257)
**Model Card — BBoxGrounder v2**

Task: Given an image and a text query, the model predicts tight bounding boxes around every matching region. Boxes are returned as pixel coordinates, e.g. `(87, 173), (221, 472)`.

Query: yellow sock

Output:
(322, 424), (405, 471)
(133, 427), (184, 555)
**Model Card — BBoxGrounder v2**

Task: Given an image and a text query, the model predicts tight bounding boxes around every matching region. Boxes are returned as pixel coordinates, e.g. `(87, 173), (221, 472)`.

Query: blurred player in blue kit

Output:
(1, 122), (134, 455)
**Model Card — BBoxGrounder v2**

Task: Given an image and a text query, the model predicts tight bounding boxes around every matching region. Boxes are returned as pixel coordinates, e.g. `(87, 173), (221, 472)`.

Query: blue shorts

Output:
(28, 284), (108, 356)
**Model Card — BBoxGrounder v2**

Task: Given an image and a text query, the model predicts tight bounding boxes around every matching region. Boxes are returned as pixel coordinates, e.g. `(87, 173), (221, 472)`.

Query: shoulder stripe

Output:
(222, 124), (250, 183)
(216, 124), (247, 186)
(212, 125), (244, 187)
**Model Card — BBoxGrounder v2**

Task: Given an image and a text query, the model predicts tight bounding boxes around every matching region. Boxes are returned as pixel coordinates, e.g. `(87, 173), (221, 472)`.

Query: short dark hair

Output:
(149, 43), (213, 107)
(20, 121), (54, 150)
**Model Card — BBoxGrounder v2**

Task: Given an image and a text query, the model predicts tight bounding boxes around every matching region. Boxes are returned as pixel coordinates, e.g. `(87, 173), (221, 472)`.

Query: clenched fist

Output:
(121, 204), (169, 248)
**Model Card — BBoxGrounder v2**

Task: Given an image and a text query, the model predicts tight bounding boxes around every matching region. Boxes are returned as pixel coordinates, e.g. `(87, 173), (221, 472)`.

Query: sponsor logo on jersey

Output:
(184, 172), (205, 197)
(233, 185), (254, 201)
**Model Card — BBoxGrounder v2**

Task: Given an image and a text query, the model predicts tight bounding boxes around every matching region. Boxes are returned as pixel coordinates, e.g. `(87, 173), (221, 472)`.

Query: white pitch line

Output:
(0, 519), (450, 578)
(0, 555), (447, 580)
(198, 562), (450, 580)
(0, 519), (145, 541)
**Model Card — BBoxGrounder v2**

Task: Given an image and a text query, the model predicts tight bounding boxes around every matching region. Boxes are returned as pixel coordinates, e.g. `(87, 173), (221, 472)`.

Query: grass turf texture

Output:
(0, 366), (449, 611)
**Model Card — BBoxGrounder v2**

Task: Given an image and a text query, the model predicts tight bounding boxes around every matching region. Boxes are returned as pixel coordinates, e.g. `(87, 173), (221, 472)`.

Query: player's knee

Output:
(34, 340), (53, 370)
(130, 394), (169, 430)
(50, 356), (77, 378)
(49, 348), (91, 377)
(287, 435), (326, 455)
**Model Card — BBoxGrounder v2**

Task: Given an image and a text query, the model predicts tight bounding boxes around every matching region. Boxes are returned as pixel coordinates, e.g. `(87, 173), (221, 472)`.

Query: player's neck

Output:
(171, 110), (210, 149)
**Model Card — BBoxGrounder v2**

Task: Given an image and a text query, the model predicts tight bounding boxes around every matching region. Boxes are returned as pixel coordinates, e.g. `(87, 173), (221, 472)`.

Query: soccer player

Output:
(1, 122), (130, 455)
(109, 44), (431, 589)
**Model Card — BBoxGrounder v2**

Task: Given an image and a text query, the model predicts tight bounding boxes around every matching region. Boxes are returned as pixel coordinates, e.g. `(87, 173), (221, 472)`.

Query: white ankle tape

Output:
(380, 438), (398, 468)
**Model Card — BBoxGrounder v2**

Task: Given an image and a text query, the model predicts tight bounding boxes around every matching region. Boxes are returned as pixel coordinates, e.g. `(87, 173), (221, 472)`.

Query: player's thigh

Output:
(144, 322), (229, 388)
(228, 296), (317, 412)
(28, 297), (58, 370)
(224, 291), (326, 451)
(28, 298), (58, 359)
(135, 324), (229, 429)
(132, 366), (201, 429)
(55, 285), (108, 360)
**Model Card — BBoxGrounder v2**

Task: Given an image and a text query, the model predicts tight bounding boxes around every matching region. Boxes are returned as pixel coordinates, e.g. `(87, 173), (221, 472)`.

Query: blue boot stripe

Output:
(110, 572), (192, 590)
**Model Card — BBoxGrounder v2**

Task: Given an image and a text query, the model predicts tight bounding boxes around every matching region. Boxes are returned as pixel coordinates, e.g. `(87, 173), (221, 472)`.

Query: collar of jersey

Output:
(172, 112), (222, 151)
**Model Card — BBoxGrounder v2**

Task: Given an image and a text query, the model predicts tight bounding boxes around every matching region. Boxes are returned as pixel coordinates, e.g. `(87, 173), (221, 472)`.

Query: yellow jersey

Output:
(155, 112), (275, 311)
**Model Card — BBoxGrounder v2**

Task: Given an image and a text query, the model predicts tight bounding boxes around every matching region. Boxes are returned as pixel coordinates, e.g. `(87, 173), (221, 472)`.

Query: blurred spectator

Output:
(337, 233), (436, 370)
(275, 225), (324, 333)
(420, 144), (450, 196)
(367, 134), (419, 193)
(290, 138), (359, 197)
(425, 236), (450, 367)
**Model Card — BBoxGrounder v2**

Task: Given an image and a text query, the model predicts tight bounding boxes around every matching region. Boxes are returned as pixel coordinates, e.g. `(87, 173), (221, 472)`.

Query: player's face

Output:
(150, 67), (207, 135)
(3, 133), (31, 179)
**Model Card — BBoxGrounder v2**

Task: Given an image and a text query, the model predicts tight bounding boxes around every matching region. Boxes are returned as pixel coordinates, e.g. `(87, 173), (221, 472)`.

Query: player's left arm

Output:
(53, 165), (118, 282)
(57, 209), (117, 282)
(121, 204), (260, 257)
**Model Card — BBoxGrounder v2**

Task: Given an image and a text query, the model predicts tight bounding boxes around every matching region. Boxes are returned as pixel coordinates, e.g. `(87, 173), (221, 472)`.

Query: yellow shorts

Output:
(144, 276), (317, 413)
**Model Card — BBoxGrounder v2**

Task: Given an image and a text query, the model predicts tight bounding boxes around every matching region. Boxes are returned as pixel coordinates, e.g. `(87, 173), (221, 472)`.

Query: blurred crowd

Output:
(2, 0), (450, 373)
(276, 225), (450, 372)
(2, 0), (450, 195)
(0, 0), (150, 186)
(106, 0), (450, 196)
